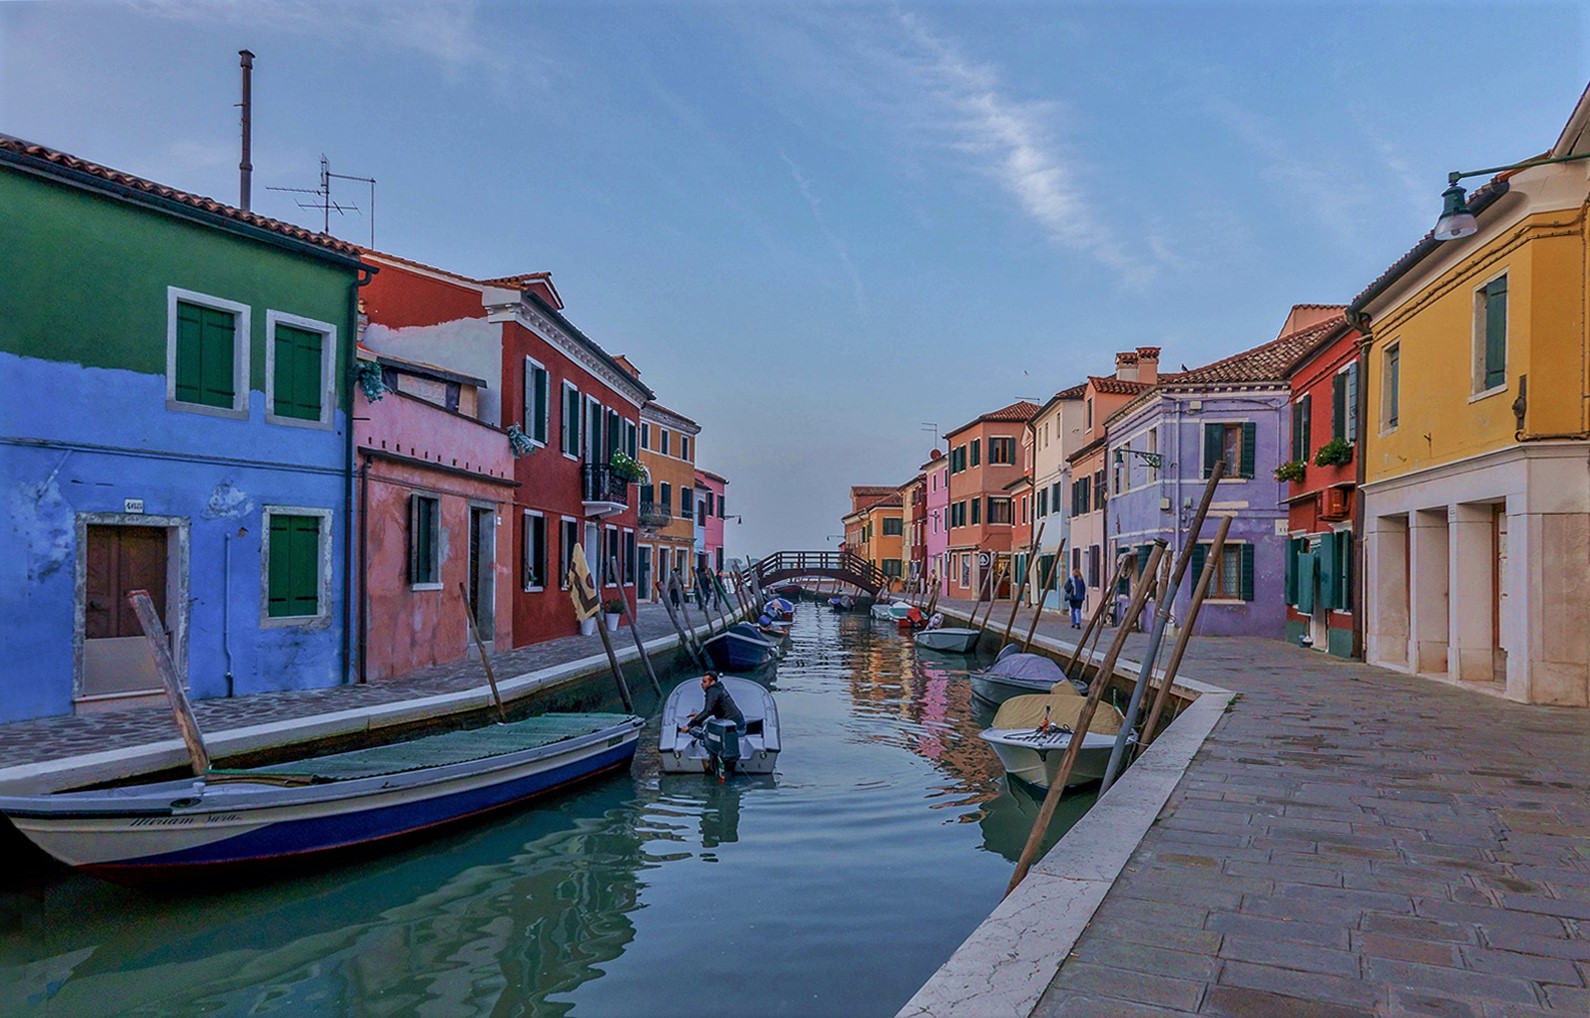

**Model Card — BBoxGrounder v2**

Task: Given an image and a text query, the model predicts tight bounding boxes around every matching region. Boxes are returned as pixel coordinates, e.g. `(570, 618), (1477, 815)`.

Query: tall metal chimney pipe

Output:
(239, 49), (254, 211)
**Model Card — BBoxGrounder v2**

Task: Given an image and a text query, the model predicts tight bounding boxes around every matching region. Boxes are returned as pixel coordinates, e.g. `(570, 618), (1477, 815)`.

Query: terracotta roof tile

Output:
(0, 134), (364, 260)
(1348, 177), (1513, 314)
(1087, 376), (1153, 396)
(1053, 383), (1088, 400)
(1170, 314), (1345, 386)
(946, 400), (1041, 437)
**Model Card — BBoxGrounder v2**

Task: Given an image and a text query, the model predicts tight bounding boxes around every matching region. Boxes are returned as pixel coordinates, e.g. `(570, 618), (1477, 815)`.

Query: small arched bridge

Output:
(749, 551), (888, 596)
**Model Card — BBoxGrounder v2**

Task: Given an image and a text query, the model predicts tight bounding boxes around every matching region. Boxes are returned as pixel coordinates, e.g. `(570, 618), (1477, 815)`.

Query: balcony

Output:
(582, 462), (631, 518)
(638, 501), (672, 531)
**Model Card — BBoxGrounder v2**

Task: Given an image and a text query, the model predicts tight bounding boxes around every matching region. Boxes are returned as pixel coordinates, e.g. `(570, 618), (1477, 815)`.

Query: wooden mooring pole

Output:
(1140, 514), (1232, 750)
(1000, 521), (1046, 648)
(458, 582), (508, 723)
(1065, 557), (1131, 677)
(1021, 540), (1066, 652)
(128, 589), (211, 776)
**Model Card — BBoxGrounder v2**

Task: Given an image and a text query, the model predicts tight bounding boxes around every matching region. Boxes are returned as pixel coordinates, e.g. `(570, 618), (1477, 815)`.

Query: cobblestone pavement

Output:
(0, 602), (716, 773)
(934, 598), (1590, 1016)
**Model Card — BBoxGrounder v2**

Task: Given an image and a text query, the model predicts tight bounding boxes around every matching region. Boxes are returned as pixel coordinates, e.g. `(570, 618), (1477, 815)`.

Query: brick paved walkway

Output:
(0, 602), (713, 774)
(933, 598), (1589, 1016)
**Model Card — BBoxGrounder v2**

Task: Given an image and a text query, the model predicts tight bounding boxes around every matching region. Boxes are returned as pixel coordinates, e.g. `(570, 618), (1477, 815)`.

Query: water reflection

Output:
(2, 602), (1098, 1017)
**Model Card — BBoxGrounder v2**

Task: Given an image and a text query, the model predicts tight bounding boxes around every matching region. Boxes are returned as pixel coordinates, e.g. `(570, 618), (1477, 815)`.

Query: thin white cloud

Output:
(125, 0), (522, 83)
(779, 150), (868, 314)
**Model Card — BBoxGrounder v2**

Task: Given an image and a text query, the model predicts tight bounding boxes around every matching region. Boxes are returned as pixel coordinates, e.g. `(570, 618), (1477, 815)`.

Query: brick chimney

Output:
(1136, 346), (1160, 385)
(1114, 350), (1139, 382)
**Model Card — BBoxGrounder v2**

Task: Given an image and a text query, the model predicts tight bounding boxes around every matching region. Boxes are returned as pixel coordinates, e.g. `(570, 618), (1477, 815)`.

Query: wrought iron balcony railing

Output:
(582, 462), (631, 507)
(637, 501), (672, 529)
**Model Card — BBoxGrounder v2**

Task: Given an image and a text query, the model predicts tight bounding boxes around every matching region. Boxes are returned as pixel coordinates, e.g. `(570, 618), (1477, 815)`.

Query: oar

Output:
(458, 582), (508, 723)
(128, 589), (210, 776)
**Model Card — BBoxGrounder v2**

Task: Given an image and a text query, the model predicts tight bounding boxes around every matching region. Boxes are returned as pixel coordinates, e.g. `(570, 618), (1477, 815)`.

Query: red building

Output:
(905, 472), (927, 591)
(1282, 317), (1362, 658)
(360, 251), (652, 644)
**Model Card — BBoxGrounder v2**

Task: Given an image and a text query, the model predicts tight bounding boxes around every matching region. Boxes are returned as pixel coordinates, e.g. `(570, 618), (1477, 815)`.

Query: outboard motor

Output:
(703, 717), (742, 781)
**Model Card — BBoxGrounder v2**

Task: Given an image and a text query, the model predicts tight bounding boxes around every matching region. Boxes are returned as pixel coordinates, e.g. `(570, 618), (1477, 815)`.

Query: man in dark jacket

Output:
(679, 671), (744, 734)
(1063, 568), (1087, 628)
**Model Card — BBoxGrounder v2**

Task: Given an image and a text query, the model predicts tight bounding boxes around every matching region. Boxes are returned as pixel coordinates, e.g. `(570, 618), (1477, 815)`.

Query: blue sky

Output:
(3, 1), (1586, 556)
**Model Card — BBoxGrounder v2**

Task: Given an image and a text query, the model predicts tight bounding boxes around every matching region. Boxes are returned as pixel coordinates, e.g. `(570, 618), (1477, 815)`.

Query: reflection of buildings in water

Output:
(2, 783), (654, 1017)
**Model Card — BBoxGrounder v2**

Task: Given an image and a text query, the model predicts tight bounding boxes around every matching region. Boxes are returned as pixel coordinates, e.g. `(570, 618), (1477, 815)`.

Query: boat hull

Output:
(915, 628), (980, 653)
(970, 673), (1061, 705)
(0, 716), (644, 875)
(703, 631), (777, 670)
(978, 728), (1128, 789)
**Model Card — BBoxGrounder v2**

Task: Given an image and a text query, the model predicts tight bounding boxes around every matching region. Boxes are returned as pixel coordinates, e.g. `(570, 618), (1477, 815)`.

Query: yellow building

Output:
(638, 402), (701, 601)
(1351, 86), (1590, 705)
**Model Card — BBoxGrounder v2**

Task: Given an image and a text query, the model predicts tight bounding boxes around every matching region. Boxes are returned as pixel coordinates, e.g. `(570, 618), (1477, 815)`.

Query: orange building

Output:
(943, 400), (1040, 600)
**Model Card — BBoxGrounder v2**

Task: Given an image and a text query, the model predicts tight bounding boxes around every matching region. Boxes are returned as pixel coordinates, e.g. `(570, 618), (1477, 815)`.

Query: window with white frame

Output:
(522, 357), (550, 445)
(562, 382), (581, 456)
(559, 517), (579, 589)
(168, 287), (250, 418)
(661, 428), (671, 456)
(1474, 274), (1508, 394)
(641, 422), (651, 450)
(266, 311), (336, 428)
(408, 494), (442, 589)
(624, 420), (638, 457)
(1382, 343), (1400, 431)
(681, 435), (692, 461)
(523, 510), (546, 590)
(264, 505), (332, 622)
(987, 498), (1013, 525)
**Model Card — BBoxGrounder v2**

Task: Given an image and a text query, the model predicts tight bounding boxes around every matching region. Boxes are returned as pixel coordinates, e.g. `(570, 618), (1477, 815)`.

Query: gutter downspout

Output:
(358, 453), (371, 684)
(222, 530), (235, 696)
(1347, 310), (1371, 661)
(343, 265), (377, 685)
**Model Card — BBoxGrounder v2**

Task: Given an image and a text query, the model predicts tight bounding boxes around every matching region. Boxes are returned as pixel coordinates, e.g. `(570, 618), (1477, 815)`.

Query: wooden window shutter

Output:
(1202, 424), (1222, 478)
(275, 325), (323, 421)
(1296, 550), (1315, 613)
(1484, 277), (1507, 389)
(176, 302), (237, 408)
(1317, 535), (1337, 611)
(1291, 402), (1305, 461)
(1332, 373), (1347, 442)
(1336, 531), (1353, 610)
(1301, 395), (1311, 458)
(1344, 366), (1358, 442)
(1239, 422), (1257, 478)
(1190, 543), (1206, 587)
(1284, 537), (1298, 605)
(1239, 543), (1255, 601)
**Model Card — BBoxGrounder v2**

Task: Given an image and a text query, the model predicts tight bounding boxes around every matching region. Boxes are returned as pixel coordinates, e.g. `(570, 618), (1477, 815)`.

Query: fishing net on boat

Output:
(991, 694), (1124, 734)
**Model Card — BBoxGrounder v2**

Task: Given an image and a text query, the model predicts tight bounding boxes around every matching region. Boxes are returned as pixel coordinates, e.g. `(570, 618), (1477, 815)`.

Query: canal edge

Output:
(896, 615), (1235, 1018)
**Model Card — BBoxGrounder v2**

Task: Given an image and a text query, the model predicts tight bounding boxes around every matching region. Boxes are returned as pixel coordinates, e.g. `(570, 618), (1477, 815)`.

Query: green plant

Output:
(608, 451), (647, 482)
(1314, 437), (1354, 468)
(1274, 459), (1307, 483)
(602, 598), (625, 614)
(355, 361), (388, 402)
(506, 424), (535, 458)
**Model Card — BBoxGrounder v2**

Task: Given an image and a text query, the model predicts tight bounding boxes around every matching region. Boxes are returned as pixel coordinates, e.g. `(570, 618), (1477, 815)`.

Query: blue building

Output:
(1, 135), (371, 722)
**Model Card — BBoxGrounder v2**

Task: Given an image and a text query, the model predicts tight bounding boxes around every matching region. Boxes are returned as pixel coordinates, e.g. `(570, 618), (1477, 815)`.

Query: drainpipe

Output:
(1347, 311), (1372, 661)
(222, 530), (235, 696)
(358, 453), (371, 683)
(343, 266), (377, 684)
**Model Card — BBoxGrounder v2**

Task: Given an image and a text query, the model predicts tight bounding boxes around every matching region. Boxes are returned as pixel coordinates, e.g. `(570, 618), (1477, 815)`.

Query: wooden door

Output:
(467, 508), (494, 641)
(83, 525), (170, 698)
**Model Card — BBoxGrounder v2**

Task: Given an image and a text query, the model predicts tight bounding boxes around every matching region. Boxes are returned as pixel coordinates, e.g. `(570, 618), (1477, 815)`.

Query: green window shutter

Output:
(1332, 373), (1346, 442)
(1190, 543), (1206, 587)
(1317, 536), (1337, 611)
(268, 515), (292, 616)
(1239, 543), (1255, 601)
(1203, 424), (1222, 478)
(1301, 395), (1311, 458)
(1484, 277), (1507, 389)
(564, 388), (580, 454)
(1336, 531), (1353, 610)
(534, 367), (549, 443)
(640, 484), (653, 504)
(269, 515), (321, 617)
(274, 325), (323, 421)
(1296, 551), (1315, 613)
(1239, 422), (1257, 478)
(607, 409), (620, 458)
(176, 301), (237, 408)
(1291, 402), (1304, 461)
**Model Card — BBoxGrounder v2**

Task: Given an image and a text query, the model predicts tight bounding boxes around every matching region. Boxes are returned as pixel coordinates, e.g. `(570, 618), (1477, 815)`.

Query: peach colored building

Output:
(943, 400), (1040, 600)
(354, 348), (516, 680)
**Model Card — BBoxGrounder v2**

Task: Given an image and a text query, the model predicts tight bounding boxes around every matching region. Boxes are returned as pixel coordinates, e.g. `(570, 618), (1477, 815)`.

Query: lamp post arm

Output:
(1450, 150), (1590, 186)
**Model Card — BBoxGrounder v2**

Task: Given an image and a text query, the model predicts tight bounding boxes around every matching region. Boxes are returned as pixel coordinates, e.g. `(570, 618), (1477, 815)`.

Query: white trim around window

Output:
(264, 309), (338, 430)
(166, 286), (251, 420)
(523, 509), (547, 592)
(561, 381), (581, 460)
(522, 355), (550, 448)
(259, 504), (334, 628)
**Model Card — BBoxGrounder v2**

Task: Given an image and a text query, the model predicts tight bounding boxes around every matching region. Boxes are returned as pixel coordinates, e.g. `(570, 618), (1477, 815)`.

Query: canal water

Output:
(1, 606), (1097, 1017)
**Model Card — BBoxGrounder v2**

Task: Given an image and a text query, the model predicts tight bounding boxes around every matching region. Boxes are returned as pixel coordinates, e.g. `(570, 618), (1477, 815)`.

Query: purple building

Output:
(1102, 309), (1341, 637)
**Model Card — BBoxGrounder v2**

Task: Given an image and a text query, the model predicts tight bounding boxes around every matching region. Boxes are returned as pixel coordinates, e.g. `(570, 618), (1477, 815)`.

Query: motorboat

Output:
(660, 675), (780, 776)
(702, 622), (780, 671)
(871, 600), (915, 623)
(969, 651), (1087, 706)
(762, 597), (795, 622)
(978, 693), (1130, 789)
(827, 594), (855, 612)
(0, 712), (645, 879)
(915, 624), (981, 653)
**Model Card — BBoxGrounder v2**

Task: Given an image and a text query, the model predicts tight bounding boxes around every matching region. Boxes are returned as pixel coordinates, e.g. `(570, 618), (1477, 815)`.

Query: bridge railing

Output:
(749, 550), (885, 593)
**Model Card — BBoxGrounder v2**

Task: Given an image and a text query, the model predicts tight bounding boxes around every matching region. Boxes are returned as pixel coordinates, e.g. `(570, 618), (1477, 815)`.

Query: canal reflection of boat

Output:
(0, 712), (645, 879)
(702, 622), (780, 671)
(659, 676), (780, 776)
(975, 774), (1096, 863)
(978, 693), (1129, 789)
(871, 600), (914, 622)
(0, 779), (654, 1017)
(915, 626), (980, 653)
(969, 651), (1086, 705)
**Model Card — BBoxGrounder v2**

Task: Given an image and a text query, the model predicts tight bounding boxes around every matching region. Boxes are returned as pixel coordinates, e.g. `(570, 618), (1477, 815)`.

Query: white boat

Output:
(915, 627), (980, 653)
(872, 600), (915, 622)
(0, 713), (645, 878)
(659, 675), (780, 776)
(979, 694), (1131, 789)
(969, 651), (1086, 705)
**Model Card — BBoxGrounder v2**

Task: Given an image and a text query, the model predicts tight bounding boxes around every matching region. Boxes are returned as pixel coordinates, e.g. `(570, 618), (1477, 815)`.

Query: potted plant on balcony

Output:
(1314, 438), (1354, 468)
(608, 451), (647, 484)
(602, 598), (625, 631)
(1274, 459), (1307, 483)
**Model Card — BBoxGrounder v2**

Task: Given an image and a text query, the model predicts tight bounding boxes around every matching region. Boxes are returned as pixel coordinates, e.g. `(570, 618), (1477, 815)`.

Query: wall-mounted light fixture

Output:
(1435, 150), (1590, 241)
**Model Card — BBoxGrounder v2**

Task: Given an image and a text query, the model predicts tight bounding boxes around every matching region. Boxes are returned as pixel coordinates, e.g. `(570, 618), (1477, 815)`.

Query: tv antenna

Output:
(267, 155), (377, 246)
(920, 421), (940, 449)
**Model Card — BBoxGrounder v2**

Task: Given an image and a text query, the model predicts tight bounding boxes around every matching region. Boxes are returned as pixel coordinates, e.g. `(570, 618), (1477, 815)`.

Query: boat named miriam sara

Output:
(0, 712), (644, 878)
(978, 693), (1128, 789)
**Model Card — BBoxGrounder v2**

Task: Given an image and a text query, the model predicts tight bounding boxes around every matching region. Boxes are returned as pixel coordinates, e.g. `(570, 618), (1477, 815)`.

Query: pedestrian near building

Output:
(1064, 568), (1087, 628)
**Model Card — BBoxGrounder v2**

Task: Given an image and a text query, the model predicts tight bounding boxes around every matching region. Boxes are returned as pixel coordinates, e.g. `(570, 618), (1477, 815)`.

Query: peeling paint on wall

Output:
(203, 481), (255, 520)
(11, 472), (73, 582)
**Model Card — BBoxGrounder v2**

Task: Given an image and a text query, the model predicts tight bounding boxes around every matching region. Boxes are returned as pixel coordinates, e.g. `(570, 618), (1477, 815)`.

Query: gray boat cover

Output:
(986, 653), (1068, 683)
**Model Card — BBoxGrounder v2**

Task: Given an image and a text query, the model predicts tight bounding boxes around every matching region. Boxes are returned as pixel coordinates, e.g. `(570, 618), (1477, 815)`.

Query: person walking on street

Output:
(1063, 568), (1087, 628)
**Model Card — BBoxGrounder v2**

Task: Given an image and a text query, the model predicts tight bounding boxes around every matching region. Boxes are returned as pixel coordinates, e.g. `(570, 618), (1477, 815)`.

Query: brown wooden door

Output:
(84, 525), (170, 698)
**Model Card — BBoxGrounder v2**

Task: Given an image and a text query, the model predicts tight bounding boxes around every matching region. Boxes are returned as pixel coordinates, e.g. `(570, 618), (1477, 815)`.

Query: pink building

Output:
(354, 348), (517, 681)
(922, 449), (949, 596)
(694, 468), (729, 574)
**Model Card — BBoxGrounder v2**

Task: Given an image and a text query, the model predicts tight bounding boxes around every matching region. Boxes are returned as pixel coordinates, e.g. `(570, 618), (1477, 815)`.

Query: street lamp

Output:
(1435, 150), (1590, 241)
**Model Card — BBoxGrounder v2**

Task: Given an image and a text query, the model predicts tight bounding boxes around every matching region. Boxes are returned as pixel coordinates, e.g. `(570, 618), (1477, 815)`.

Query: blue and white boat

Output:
(702, 622), (780, 671)
(660, 675), (780, 776)
(0, 712), (644, 879)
